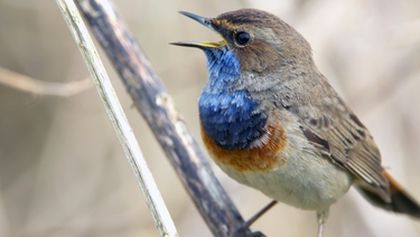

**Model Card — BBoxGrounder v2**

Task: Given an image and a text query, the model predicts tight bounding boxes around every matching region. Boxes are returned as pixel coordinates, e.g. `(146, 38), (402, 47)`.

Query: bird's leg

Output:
(316, 209), (329, 237)
(243, 200), (278, 228)
(232, 200), (277, 237)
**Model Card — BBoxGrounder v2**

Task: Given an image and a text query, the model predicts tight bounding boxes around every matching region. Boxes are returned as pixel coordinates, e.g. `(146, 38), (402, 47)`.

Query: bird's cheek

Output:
(236, 44), (280, 73)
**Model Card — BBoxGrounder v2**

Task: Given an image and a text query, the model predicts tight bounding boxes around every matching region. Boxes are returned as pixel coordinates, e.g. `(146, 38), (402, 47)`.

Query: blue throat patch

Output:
(199, 47), (267, 150)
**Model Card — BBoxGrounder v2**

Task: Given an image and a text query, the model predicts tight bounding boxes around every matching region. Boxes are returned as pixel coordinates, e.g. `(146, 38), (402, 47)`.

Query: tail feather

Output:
(357, 171), (420, 218)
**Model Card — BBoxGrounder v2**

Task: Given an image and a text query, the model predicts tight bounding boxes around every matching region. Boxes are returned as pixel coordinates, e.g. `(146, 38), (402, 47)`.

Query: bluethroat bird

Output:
(172, 9), (420, 237)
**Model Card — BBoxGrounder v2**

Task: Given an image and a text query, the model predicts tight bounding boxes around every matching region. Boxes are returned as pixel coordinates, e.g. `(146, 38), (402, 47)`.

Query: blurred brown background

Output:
(1, 0), (420, 236)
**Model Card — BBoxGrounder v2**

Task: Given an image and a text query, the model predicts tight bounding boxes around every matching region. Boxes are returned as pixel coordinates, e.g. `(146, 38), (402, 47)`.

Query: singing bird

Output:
(172, 9), (420, 236)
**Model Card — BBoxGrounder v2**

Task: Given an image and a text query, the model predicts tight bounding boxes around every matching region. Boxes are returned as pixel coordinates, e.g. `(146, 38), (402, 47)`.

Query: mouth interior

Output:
(171, 39), (227, 49)
(196, 40), (227, 48)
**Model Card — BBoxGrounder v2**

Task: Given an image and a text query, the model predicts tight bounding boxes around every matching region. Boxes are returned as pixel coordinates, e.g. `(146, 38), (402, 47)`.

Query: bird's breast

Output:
(201, 122), (287, 171)
(199, 90), (288, 171)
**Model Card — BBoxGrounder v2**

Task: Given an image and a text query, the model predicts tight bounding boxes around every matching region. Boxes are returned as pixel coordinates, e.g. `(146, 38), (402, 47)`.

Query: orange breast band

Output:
(202, 122), (288, 172)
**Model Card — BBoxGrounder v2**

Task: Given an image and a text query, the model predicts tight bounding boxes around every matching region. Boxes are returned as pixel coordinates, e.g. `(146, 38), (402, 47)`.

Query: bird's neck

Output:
(199, 48), (267, 150)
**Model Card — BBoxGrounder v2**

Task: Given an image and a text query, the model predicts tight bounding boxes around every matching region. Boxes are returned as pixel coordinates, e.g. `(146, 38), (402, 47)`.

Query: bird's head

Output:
(172, 9), (313, 74)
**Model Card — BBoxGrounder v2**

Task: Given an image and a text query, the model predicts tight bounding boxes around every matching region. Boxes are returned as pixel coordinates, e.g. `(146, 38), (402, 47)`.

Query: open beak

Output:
(171, 11), (227, 49)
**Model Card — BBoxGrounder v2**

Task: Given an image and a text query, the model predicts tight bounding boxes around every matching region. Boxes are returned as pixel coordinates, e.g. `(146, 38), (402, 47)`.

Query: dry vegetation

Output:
(0, 0), (419, 236)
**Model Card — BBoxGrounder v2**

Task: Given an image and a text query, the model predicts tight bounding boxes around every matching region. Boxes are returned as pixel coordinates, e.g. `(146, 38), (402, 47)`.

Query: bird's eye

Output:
(234, 31), (251, 46)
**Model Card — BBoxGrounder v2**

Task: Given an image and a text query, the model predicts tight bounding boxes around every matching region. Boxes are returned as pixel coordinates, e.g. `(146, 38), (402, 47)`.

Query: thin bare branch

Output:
(74, 0), (263, 236)
(0, 67), (91, 96)
(54, 1), (178, 237)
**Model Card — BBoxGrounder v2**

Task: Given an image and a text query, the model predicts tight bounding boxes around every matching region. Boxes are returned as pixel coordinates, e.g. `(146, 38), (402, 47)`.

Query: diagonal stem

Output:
(55, 0), (178, 236)
(72, 0), (266, 235)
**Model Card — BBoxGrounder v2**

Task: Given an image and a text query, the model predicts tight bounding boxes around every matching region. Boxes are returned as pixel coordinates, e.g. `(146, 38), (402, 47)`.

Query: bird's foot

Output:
(232, 227), (265, 237)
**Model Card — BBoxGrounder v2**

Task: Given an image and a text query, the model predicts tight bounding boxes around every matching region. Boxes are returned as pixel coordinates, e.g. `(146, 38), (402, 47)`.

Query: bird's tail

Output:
(357, 171), (420, 218)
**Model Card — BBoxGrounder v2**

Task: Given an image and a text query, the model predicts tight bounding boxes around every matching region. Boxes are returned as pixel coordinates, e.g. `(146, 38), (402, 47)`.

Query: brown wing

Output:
(279, 80), (390, 201)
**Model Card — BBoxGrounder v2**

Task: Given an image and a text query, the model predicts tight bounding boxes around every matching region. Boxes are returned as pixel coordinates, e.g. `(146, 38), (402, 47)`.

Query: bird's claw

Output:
(247, 231), (265, 237)
(232, 226), (265, 237)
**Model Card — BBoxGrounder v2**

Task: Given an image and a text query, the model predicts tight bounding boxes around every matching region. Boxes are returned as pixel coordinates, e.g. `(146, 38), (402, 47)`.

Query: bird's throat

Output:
(199, 48), (267, 149)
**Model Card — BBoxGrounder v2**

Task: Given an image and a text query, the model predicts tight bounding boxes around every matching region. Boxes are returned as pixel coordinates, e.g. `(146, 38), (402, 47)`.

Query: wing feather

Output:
(276, 78), (390, 200)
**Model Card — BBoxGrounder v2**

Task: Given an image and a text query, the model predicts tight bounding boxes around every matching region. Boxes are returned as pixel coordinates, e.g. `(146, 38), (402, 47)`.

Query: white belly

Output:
(217, 145), (352, 211)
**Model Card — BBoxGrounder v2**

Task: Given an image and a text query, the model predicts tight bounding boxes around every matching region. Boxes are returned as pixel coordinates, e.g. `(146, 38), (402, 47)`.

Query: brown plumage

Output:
(215, 9), (420, 216)
(174, 8), (420, 237)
